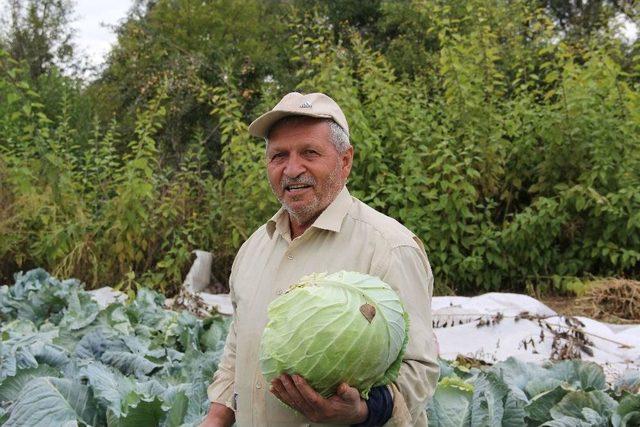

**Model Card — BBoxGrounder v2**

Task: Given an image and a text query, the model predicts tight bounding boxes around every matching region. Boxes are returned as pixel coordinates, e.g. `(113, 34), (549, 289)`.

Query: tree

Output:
(89, 0), (293, 166)
(540, 0), (636, 38)
(1, 0), (77, 79)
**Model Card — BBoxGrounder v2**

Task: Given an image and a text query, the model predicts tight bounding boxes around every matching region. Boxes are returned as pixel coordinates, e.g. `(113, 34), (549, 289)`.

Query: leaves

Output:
(526, 385), (572, 422)
(106, 395), (165, 427)
(429, 358), (637, 426)
(0, 365), (61, 403)
(470, 372), (510, 427)
(101, 350), (161, 378)
(612, 394), (640, 427)
(0, 269), (228, 426)
(80, 362), (134, 416)
(2, 0), (639, 296)
(548, 390), (618, 425)
(3, 377), (101, 427)
(427, 378), (473, 426)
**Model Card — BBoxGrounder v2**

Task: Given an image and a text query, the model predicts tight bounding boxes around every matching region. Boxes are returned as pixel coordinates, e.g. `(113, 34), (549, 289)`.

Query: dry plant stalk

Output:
(586, 279), (640, 322)
(169, 287), (213, 318)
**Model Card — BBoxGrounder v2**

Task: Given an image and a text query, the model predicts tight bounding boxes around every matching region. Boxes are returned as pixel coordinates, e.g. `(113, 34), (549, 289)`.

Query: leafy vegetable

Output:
(612, 394), (640, 427)
(3, 377), (101, 427)
(259, 271), (408, 398)
(0, 269), (229, 426)
(428, 377), (473, 426)
(428, 358), (639, 427)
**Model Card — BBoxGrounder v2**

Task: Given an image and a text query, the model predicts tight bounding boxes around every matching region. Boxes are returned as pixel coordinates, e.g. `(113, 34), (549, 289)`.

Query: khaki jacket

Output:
(207, 187), (439, 426)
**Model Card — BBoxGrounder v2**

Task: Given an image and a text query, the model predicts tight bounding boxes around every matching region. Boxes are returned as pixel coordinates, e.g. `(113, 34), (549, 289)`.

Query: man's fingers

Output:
(272, 376), (367, 423)
(278, 374), (315, 414)
(270, 378), (289, 404)
(336, 385), (347, 400)
(292, 374), (324, 407)
(336, 383), (349, 396)
(336, 382), (359, 401)
(327, 382), (361, 407)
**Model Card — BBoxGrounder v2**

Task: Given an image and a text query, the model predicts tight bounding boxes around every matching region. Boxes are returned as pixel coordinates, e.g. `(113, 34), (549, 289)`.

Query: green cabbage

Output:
(259, 271), (409, 398)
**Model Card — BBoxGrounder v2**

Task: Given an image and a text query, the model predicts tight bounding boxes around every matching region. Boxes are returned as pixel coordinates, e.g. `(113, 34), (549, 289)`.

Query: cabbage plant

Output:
(259, 271), (409, 398)
(0, 269), (229, 427)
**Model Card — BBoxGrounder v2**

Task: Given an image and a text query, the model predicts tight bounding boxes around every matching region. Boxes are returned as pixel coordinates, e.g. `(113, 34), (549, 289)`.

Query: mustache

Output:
(281, 175), (315, 189)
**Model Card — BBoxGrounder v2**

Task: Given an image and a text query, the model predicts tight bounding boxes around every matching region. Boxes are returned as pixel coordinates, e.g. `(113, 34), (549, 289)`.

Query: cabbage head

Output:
(259, 271), (409, 398)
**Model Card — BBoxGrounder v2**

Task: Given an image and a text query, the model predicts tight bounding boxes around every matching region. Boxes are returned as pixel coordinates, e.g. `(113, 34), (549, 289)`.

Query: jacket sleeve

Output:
(206, 312), (237, 410)
(379, 244), (440, 426)
(206, 260), (240, 411)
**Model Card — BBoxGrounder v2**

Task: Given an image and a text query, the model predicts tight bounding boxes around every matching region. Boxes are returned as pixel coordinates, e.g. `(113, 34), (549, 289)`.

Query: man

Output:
(201, 92), (439, 426)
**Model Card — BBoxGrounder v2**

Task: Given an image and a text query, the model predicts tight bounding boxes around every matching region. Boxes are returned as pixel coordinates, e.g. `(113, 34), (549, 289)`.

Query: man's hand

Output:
(270, 374), (368, 424)
(198, 402), (235, 427)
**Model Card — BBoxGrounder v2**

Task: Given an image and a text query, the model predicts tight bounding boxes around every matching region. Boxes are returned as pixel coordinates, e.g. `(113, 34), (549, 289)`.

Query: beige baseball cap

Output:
(248, 92), (349, 138)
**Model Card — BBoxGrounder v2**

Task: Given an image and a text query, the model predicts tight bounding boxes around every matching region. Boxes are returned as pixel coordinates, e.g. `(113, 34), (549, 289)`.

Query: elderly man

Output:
(201, 92), (439, 426)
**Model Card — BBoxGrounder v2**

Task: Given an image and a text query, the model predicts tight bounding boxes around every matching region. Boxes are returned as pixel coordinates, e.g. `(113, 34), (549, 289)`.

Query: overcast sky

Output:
(0, 0), (133, 69)
(72, 0), (134, 68)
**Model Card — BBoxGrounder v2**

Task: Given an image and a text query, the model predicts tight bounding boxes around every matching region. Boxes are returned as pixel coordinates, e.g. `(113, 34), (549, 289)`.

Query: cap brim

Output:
(248, 109), (333, 138)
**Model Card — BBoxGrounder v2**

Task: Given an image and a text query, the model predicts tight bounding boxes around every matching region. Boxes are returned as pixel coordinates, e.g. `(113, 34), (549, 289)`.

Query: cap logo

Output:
(299, 100), (312, 108)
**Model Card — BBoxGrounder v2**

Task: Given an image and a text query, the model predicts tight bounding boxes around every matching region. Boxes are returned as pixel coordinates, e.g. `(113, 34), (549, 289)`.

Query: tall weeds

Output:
(0, 0), (638, 295)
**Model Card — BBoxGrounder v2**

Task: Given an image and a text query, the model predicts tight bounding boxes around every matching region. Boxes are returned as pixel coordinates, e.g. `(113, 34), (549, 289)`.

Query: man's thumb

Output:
(337, 383), (356, 400)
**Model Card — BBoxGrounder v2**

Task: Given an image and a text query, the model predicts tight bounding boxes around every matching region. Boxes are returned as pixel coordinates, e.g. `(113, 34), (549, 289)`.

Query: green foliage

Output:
(0, 269), (229, 426)
(92, 0), (293, 162)
(1, 0), (78, 80)
(1, 0), (639, 294)
(428, 357), (638, 426)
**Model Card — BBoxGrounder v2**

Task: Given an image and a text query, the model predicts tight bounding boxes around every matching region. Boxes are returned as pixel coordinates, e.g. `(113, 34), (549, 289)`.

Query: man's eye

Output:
(305, 150), (319, 156)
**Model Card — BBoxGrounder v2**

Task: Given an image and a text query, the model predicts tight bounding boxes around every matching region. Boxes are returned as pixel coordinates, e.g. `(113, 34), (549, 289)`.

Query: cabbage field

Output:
(1, 270), (639, 426)
(0, 269), (229, 426)
(427, 358), (640, 426)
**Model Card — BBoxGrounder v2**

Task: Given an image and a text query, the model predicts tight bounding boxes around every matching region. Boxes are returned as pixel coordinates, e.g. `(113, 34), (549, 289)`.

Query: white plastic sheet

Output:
(432, 294), (639, 381)
(87, 287), (126, 308)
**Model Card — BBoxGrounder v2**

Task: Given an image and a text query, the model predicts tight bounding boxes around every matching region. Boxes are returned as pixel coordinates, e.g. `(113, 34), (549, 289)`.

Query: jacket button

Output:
(287, 254), (294, 260)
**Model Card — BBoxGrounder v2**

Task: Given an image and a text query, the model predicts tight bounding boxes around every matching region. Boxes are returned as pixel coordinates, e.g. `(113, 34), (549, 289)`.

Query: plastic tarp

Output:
(432, 293), (639, 381)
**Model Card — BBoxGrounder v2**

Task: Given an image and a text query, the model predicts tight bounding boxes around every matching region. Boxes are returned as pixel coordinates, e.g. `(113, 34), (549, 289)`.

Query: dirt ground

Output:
(540, 295), (600, 319)
(540, 279), (640, 325)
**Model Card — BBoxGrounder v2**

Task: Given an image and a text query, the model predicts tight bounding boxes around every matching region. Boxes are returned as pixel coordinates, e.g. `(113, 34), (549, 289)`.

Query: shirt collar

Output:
(266, 206), (290, 240)
(266, 186), (352, 239)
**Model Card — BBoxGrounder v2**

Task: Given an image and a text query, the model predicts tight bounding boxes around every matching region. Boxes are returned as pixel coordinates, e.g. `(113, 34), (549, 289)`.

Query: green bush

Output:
(0, 0), (638, 295)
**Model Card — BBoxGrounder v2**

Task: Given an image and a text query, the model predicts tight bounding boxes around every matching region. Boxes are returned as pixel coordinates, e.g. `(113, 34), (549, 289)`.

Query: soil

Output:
(540, 278), (640, 325)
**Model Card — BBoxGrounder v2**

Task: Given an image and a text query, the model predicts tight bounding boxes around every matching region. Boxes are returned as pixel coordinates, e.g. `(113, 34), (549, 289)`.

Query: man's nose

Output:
(283, 154), (305, 178)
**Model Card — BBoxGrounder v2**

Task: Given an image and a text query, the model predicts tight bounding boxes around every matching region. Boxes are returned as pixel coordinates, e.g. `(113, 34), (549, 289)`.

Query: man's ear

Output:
(341, 146), (354, 179)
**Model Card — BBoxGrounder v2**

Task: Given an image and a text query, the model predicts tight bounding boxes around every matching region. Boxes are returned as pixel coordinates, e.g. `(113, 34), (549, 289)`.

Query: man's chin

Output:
(284, 204), (320, 225)
(283, 194), (315, 211)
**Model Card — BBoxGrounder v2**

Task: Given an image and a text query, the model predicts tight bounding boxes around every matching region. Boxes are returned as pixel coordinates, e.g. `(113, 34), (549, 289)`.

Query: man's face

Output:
(266, 118), (353, 226)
